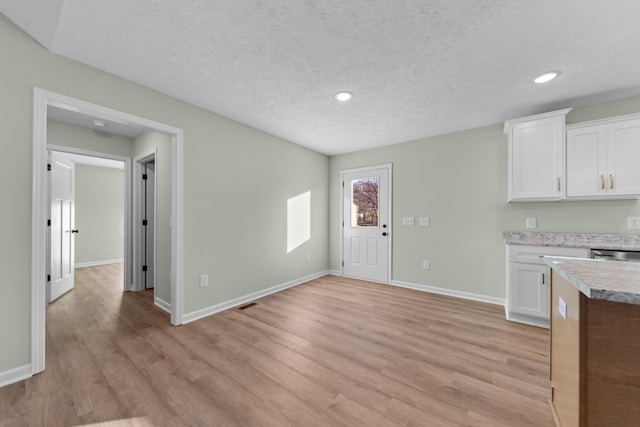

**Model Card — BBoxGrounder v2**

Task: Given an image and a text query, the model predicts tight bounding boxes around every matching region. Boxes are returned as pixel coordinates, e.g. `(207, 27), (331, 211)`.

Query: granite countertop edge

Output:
(503, 231), (640, 250)
(544, 257), (640, 305)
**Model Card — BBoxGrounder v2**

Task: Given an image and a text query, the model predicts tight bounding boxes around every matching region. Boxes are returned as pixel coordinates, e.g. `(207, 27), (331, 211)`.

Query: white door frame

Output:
(47, 145), (131, 293)
(133, 149), (157, 293)
(340, 163), (393, 284)
(32, 88), (184, 375)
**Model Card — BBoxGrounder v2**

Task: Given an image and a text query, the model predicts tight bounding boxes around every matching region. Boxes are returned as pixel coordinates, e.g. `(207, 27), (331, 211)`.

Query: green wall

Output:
(0, 14), (328, 374)
(3, 7), (640, 381)
(133, 131), (172, 304)
(328, 98), (640, 299)
(74, 165), (125, 265)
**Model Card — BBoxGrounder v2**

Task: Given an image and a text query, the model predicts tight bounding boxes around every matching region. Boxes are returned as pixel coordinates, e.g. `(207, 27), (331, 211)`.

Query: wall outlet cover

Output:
(419, 217), (430, 226)
(422, 260), (430, 270)
(200, 274), (209, 287)
(559, 297), (567, 320)
(526, 217), (537, 229)
(402, 217), (415, 226)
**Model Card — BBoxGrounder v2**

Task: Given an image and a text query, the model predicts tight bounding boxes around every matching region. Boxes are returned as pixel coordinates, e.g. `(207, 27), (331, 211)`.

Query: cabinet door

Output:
(607, 118), (640, 196)
(510, 116), (564, 200)
(509, 262), (549, 318)
(566, 125), (607, 198)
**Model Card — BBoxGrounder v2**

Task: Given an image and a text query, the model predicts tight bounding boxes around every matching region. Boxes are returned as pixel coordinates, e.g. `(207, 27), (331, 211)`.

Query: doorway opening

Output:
(32, 88), (184, 376)
(46, 147), (129, 305)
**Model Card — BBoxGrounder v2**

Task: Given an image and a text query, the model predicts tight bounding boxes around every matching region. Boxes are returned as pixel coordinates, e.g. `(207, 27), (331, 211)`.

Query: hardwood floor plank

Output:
(0, 268), (554, 426)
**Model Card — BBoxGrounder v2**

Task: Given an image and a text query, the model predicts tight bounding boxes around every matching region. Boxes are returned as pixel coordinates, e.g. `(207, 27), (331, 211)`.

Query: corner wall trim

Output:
(0, 364), (32, 389)
(75, 259), (124, 268)
(182, 270), (330, 324)
(154, 297), (171, 314)
(390, 279), (506, 306)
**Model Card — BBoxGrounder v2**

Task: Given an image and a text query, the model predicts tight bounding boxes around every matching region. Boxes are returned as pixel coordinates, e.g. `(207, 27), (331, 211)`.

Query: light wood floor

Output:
(0, 264), (554, 426)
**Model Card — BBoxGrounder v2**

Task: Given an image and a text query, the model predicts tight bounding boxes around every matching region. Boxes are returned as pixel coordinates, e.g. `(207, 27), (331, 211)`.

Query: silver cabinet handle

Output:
(601, 175), (605, 190)
(556, 177), (561, 192)
(610, 173), (614, 189)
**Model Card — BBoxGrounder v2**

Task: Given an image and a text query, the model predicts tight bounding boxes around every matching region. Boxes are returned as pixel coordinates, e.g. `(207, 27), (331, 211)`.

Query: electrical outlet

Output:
(403, 217), (415, 226)
(559, 297), (567, 320)
(200, 274), (209, 287)
(306, 254), (311, 263)
(526, 217), (537, 229)
(628, 217), (640, 229)
(419, 217), (430, 226)
(422, 260), (430, 270)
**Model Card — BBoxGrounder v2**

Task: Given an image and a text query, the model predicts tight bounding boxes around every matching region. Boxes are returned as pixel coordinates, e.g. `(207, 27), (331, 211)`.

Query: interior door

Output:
(143, 161), (155, 289)
(48, 152), (76, 302)
(342, 166), (390, 283)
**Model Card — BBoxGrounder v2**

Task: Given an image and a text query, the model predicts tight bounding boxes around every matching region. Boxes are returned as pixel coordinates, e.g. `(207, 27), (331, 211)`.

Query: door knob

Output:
(71, 229), (79, 234)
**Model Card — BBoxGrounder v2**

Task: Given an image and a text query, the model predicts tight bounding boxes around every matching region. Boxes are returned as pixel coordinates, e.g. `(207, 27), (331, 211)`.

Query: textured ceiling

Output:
(2, 0), (640, 155)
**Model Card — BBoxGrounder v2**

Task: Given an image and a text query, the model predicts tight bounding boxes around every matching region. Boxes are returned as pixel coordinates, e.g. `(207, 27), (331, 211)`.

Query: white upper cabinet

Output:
(566, 125), (607, 198)
(566, 114), (640, 199)
(505, 109), (572, 202)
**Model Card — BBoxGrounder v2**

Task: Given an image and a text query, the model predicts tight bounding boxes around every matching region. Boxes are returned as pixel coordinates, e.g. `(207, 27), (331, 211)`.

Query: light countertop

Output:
(503, 231), (640, 250)
(545, 257), (640, 305)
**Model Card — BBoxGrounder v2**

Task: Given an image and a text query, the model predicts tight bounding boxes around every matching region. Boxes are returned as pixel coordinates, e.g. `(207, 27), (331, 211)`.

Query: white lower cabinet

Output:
(509, 263), (549, 319)
(506, 245), (589, 328)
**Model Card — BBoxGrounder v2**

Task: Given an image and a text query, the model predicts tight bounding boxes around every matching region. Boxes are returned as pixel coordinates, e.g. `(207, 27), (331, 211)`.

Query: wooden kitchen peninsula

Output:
(545, 257), (640, 427)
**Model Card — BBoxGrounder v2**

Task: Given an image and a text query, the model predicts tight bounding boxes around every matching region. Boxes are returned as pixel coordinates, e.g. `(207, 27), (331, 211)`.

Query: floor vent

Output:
(238, 302), (257, 310)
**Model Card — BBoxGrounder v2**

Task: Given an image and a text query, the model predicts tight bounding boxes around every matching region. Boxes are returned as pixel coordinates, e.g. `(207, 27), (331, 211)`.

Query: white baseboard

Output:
(390, 279), (506, 306)
(75, 259), (124, 268)
(0, 364), (32, 389)
(182, 270), (330, 324)
(154, 297), (171, 314)
(505, 311), (549, 329)
(327, 270), (342, 276)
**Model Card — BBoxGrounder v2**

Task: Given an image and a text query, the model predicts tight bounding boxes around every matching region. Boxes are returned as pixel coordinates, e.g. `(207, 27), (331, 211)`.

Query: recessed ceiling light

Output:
(533, 71), (560, 84)
(334, 91), (353, 102)
(92, 120), (106, 127)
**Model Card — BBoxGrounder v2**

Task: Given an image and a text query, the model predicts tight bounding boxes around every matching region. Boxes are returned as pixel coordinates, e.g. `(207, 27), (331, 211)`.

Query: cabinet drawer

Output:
(509, 245), (589, 264)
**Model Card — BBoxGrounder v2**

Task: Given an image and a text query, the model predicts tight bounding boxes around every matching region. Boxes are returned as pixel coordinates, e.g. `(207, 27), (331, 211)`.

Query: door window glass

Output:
(351, 177), (379, 227)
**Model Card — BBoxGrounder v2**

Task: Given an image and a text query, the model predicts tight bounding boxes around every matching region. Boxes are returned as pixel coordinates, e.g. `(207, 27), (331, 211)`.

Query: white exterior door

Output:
(49, 153), (76, 302)
(342, 165), (391, 283)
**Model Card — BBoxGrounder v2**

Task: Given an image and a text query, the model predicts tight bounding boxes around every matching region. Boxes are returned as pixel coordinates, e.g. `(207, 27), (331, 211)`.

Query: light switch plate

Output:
(402, 217), (415, 226)
(559, 297), (567, 320)
(419, 217), (430, 226)
(526, 217), (537, 229)
(628, 217), (640, 229)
